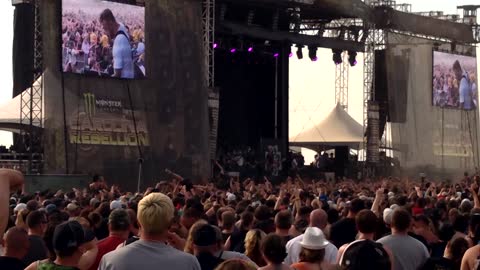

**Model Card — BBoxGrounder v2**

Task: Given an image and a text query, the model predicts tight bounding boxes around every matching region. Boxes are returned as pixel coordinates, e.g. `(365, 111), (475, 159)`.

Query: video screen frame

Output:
(432, 49), (478, 110)
(61, 0), (146, 80)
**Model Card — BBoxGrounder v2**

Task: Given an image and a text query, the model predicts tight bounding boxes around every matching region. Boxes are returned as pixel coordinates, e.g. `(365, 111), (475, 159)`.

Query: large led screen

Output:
(62, 0), (145, 79)
(433, 51), (477, 110)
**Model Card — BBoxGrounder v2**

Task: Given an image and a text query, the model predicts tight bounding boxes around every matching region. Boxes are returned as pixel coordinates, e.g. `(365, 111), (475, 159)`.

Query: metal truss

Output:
(20, 0), (43, 173)
(335, 51), (349, 111)
(202, 0), (215, 89)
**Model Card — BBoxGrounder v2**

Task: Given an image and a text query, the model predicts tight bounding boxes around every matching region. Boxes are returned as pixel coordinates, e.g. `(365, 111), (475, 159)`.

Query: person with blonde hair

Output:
(98, 193), (201, 270)
(244, 229), (266, 267)
(215, 259), (258, 270)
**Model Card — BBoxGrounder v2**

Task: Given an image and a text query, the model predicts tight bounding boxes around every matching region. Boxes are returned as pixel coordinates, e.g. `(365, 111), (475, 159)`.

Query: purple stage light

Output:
(273, 53), (279, 58)
(230, 48), (237, 53)
(248, 47), (253, 52)
(213, 43), (218, 49)
(289, 52), (293, 58)
(312, 57), (318, 62)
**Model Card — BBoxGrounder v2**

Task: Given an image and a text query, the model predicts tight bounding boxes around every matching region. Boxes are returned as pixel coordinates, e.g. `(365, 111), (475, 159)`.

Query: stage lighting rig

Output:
(308, 46), (318, 61)
(348, 51), (357, 66)
(332, 49), (343, 65)
(296, 45), (304, 59)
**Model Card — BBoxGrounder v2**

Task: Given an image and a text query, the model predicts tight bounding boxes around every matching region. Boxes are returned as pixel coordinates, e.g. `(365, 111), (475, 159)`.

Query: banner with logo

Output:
(69, 92), (149, 147)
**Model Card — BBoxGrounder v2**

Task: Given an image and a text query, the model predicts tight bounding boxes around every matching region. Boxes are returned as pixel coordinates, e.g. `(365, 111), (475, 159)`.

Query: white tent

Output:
(290, 103), (364, 149)
(0, 76), (43, 133)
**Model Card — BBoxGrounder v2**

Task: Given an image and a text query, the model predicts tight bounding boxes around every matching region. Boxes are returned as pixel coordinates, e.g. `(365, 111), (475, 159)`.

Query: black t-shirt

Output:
(230, 229), (248, 253)
(0, 256), (26, 270)
(330, 218), (357, 248)
(421, 257), (456, 270)
(23, 235), (49, 265)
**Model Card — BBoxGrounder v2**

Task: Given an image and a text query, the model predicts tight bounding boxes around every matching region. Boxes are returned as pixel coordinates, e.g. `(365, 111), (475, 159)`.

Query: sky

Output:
(0, 1), (477, 153)
(289, 0), (480, 162)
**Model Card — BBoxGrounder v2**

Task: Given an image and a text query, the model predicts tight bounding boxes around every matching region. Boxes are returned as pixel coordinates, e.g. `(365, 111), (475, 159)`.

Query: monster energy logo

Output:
(84, 93), (96, 118)
(83, 93), (123, 118)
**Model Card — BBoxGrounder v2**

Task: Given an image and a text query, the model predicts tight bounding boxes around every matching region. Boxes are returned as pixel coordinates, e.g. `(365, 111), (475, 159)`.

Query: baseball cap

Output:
(14, 203), (27, 213)
(193, 224), (217, 247)
(340, 240), (391, 270)
(53, 221), (86, 253)
(45, 204), (57, 214)
(66, 203), (79, 212)
(110, 200), (123, 210)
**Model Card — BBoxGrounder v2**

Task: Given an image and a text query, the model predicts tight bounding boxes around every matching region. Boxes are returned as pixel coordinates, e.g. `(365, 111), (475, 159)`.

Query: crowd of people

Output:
(62, 1), (145, 78)
(4, 168), (480, 270)
(433, 59), (477, 110)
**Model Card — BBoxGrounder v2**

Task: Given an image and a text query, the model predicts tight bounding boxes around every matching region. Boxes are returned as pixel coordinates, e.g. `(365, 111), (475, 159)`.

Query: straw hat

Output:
(300, 227), (329, 250)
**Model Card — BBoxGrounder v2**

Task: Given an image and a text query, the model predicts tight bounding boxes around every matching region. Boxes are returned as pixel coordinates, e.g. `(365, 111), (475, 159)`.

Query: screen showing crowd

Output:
(433, 51), (477, 110)
(62, 0), (145, 79)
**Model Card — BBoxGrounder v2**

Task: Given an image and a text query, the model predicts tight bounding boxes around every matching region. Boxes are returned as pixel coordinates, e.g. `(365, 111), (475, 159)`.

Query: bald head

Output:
(3, 227), (29, 259)
(309, 209), (328, 230)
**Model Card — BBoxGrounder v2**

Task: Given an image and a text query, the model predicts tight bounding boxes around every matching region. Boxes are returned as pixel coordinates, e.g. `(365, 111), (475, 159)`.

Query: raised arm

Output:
(0, 169), (24, 237)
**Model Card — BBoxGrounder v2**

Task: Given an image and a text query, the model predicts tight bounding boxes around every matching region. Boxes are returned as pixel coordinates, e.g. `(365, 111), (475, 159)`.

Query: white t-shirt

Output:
(284, 233), (338, 265)
(113, 24), (134, 79)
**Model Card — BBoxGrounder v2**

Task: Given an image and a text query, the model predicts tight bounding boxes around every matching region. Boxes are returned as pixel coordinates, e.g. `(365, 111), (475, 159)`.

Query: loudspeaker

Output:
(334, 146), (349, 177)
(12, 3), (34, 98)
(375, 50), (388, 139)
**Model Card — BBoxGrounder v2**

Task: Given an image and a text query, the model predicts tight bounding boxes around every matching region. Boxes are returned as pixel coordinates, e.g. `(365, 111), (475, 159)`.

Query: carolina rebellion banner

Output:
(69, 92), (150, 148)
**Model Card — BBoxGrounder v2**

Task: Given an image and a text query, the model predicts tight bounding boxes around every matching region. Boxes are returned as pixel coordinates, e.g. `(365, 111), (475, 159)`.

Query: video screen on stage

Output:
(62, 0), (145, 79)
(433, 51), (477, 110)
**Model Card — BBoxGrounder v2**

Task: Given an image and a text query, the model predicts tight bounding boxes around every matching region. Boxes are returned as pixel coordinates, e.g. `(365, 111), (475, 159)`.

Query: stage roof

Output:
(290, 103), (363, 149)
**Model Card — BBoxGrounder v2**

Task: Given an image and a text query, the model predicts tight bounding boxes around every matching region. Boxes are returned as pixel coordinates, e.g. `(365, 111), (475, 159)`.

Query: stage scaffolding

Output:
(19, 0), (43, 174)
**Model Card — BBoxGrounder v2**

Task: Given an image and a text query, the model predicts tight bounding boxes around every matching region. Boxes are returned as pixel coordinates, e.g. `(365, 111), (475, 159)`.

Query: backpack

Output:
(115, 31), (145, 79)
(339, 240), (391, 270)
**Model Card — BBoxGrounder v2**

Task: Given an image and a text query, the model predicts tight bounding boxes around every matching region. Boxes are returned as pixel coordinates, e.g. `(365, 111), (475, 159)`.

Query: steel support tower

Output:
(335, 52), (349, 111)
(203, 0), (217, 159)
(202, 0), (215, 89)
(19, 0), (43, 174)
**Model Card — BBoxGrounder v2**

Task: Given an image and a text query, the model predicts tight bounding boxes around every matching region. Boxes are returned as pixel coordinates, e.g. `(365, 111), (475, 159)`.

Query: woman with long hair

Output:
(244, 229), (266, 267)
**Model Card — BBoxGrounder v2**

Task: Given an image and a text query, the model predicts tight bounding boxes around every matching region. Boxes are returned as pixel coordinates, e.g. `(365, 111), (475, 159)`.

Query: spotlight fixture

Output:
(308, 46), (318, 61)
(230, 48), (237, 53)
(248, 46), (254, 52)
(332, 49), (343, 65)
(273, 53), (279, 58)
(296, 45), (304, 59)
(213, 43), (218, 49)
(348, 51), (357, 66)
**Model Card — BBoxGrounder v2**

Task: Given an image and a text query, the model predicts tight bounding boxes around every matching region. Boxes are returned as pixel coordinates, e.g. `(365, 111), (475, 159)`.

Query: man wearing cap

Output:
(193, 224), (226, 270)
(25, 220), (89, 270)
(377, 209), (429, 270)
(99, 193), (201, 270)
(0, 227), (30, 270)
(23, 210), (49, 265)
(285, 209), (338, 266)
(89, 209), (131, 270)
